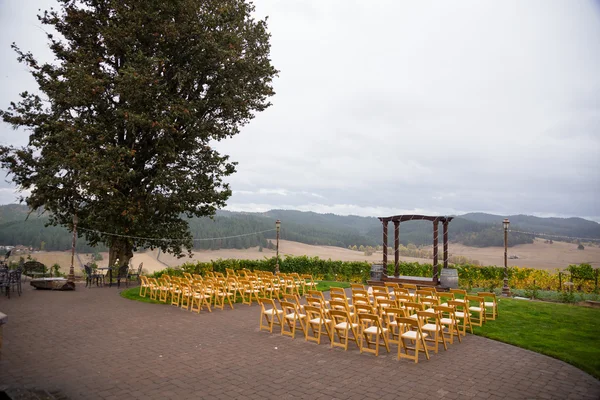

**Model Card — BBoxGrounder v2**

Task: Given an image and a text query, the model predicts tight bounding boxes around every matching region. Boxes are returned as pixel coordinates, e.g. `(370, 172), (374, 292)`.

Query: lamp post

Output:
(68, 214), (78, 287)
(275, 220), (281, 274)
(502, 218), (510, 297)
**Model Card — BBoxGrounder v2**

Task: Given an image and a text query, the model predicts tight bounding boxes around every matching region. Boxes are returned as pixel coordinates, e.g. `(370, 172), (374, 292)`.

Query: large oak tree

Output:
(0, 0), (277, 267)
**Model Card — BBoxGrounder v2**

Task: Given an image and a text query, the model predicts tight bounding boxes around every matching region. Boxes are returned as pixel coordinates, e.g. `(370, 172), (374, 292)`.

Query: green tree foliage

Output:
(0, 0), (277, 266)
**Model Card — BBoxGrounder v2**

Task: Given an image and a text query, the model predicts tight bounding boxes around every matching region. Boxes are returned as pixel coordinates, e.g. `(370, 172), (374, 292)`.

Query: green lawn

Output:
(315, 281), (351, 292)
(120, 287), (165, 304)
(472, 298), (600, 379)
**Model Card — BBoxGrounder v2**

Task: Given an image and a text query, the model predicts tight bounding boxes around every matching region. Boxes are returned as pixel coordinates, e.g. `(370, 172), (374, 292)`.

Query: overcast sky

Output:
(1, 1), (599, 221)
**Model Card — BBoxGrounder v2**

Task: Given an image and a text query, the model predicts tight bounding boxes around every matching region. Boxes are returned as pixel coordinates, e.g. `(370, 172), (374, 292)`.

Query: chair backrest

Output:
(304, 305), (326, 322)
(478, 292), (497, 302)
(404, 302), (425, 315)
(354, 303), (375, 315)
(280, 301), (299, 316)
(383, 307), (407, 325)
(376, 299), (396, 313)
(402, 283), (417, 291)
(329, 299), (352, 314)
(417, 310), (439, 325)
(329, 287), (346, 296)
(357, 313), (382, 331)
(282, 293), (301, 306)
(466, 295), (485, 307)
(330, 293), (348, 303)
(450, 288), (467, 298)
(306, 297), (325, 309)
(329, 309), (352, 326)
(350, 283), (365, 290)
(258, 297), (277, 311)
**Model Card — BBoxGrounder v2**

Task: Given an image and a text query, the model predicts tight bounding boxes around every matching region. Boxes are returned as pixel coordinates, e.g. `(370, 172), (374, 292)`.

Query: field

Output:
(10, 238), (600, 275)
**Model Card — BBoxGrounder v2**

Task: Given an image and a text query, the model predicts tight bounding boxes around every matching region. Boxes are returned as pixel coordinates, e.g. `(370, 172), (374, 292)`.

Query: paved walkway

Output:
(0, 285), (598, 400)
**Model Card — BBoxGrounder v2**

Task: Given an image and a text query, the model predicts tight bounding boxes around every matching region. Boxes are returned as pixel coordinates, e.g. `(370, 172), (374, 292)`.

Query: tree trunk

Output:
(108, 238), (134, 269)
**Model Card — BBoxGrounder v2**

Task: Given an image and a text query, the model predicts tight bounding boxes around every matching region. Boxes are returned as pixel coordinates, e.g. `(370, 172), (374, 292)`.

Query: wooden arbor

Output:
(378, 215), (453, 286)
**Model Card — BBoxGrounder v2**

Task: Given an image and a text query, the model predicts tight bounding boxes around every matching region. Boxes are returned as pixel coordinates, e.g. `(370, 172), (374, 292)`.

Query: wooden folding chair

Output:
(170, 282), (182, 306)
(420, 297), (439, 313)
(434, 305), (462, 344)
(466, 295), (486, 326)
(304, 305), (332, 344)
(329, 299), (355, 322)
(376, 298), (396, 317)
(352, 289), (371, 307)
(281, 301), (307, 339)
(158, 278), (170, 303)
(384, 282), (400, 294)
(306, 296), (326, 309)
(139, 276), (151, 298)
(330, 287), (351, 302)
(148, 278), (159, 300)
(258, 298), (283, 333)
(357, 313), (390, 356)
(382, 307), (407, 345)
(350, 283), (365, 290)
(397, 317), (430, 363)
(417, 310), (448, 354)
(438, 292), (455, 307)
(450, 289), (468, 305)
(190, 284), (212, 313)
(449, 300), (472, 335)
(180, 284), (193, 310)
(301, 274), (317, 291)
(241, 279), (261, 306)
(329, 309), (360, 351)
(307, 290), (329, 308)
(214, 282), (235, 310)
(478, 292), (498, 320)
(403, 301), (425, 321)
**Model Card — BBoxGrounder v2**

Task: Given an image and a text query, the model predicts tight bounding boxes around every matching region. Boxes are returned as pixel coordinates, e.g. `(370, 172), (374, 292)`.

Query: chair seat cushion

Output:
(401, 330), (427, 340)
(455, 312), (471, 318)
(440, 318), (455, 325)
(335, 322), (358, 330)
(469, 306), (484, 312)
(264, 308), (283, 315)
(285, 313), (306, 320)
(484, 302), (495, 307)
(422, 323), (438, 332)
(364, 326), (388, 334)
(309, 317), (331, 324)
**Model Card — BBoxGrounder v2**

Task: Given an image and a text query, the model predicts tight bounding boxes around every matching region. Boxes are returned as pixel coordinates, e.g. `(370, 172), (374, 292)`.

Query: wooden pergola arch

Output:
(379, 215), (454, 285)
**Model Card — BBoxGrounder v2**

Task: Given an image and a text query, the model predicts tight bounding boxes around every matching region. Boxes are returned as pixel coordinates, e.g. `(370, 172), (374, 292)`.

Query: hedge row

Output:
(151, 256), (599, 293)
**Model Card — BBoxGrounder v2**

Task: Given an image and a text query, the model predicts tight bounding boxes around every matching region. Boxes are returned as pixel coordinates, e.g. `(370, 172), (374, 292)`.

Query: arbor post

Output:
(274, 220), (281, 274)
(382, 220), (388, 277)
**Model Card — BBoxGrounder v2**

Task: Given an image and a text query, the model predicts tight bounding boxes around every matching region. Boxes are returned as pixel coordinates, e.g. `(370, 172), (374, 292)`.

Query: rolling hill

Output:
(0, 204), (597, 252)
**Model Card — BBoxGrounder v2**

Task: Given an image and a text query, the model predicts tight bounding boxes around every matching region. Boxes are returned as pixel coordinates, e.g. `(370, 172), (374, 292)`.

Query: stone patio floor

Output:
(0, 285), (598, 399)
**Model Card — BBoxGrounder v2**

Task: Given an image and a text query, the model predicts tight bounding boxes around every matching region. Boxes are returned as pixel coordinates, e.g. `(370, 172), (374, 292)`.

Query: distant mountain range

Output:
(0, 204), (598, 252)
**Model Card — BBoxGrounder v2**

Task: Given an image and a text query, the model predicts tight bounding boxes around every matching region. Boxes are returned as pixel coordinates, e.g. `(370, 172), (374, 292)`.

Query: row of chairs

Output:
(259, 285), (499, 363)
(138, 271), (318, 313)
(342, 283), (498, 326)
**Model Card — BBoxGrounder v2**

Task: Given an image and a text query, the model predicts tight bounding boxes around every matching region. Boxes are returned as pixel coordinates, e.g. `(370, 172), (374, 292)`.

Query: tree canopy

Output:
(0, 0), (278, 266)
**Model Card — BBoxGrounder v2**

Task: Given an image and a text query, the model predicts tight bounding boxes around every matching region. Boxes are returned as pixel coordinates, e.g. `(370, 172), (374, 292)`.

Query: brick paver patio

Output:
(0, 285), (598, 399)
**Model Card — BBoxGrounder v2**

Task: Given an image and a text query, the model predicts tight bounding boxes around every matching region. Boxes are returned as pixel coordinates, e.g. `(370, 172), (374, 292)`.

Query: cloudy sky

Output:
(1, 1), (599, 221)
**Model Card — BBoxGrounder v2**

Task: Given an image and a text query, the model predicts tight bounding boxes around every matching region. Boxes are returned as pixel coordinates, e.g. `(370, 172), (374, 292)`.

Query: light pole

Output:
(275, 220), (281, 274)
(502, 218), (510, 297)
(68, 214), (78, 288)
